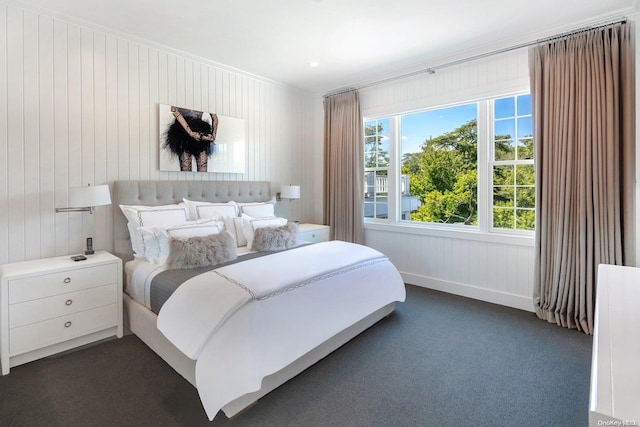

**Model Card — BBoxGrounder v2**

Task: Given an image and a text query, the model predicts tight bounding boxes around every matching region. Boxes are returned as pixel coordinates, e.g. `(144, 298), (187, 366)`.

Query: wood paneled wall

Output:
(0, 4), (316, 264)
(360, 49), (536, 311)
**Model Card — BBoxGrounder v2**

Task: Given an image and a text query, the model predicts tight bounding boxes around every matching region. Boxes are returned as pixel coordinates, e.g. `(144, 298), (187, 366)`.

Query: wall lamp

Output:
(55, 184), (112, 214)
(277, 185), (301, 201)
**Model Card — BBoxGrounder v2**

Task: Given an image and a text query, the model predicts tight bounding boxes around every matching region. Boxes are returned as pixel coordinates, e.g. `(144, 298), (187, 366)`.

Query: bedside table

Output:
(297, 223), (330, 243)
(0, 251), (122, 375)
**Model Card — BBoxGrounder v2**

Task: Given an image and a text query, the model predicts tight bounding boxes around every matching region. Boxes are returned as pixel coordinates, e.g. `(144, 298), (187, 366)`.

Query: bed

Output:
(113, 180), (406, 420)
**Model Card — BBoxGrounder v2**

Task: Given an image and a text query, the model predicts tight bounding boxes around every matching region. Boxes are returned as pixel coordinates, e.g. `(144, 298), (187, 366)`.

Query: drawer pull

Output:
(63, 277), (71, 284)
(65, 299), (73, 306)
(64, 321), (72, 328)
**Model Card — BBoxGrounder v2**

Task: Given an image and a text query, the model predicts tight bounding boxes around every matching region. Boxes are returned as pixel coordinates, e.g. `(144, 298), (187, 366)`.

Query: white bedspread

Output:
(156, 241), (405, 420)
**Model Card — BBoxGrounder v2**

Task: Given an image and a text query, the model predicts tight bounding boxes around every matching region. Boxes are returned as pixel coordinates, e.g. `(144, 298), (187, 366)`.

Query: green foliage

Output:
(402, 119), (478, 225)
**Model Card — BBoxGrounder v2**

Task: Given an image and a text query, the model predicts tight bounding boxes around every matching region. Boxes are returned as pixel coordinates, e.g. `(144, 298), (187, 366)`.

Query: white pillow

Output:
(240, 203), (275, 218)
(222, 216), (248, 247)
(139, 219), (224, 265)
(240, 214), (288, 251)
(183, 198), (238, 220)
(236, 197), (276, 216)
(120, 204), (189, 255)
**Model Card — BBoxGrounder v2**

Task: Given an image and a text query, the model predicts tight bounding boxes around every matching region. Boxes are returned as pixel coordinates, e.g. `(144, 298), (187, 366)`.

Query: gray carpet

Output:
(0, 285), (593, 427)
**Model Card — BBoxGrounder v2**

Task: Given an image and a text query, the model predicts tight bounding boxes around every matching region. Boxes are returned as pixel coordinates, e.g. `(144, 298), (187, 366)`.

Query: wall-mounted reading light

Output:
(277, 185), (301, 201)
(55, 184), (112, 214)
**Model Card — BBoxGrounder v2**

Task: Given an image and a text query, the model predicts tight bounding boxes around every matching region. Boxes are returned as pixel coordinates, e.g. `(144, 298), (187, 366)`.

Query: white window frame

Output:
(488, 93), (535, 235)
(363, 91), (534, 239)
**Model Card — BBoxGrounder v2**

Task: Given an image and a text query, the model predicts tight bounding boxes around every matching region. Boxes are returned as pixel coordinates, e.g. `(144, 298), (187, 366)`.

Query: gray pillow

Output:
(166, 231), (237, 269)
(252, 222), (298, 252)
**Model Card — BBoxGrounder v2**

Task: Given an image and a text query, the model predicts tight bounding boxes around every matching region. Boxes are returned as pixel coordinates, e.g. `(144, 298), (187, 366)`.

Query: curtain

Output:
(323, 91), (364, 243)
(529, 22), (634, 334)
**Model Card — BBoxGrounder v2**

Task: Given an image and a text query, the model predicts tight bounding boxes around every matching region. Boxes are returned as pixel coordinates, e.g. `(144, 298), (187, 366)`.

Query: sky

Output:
(401, 103), (478, 154)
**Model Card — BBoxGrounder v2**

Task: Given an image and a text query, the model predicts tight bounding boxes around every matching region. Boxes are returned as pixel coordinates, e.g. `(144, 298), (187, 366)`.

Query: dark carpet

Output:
(0, 285), (592, 427)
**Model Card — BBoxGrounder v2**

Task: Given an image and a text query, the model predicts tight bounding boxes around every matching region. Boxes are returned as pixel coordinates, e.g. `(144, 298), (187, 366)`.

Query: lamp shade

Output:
(280, 185), (300, 200)
(68, 185), (112, 208)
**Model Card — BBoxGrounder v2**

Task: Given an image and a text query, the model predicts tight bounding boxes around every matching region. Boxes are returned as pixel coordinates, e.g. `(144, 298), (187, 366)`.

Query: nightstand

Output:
(0, 251), (123, 375)
(297, 223), (330, 243)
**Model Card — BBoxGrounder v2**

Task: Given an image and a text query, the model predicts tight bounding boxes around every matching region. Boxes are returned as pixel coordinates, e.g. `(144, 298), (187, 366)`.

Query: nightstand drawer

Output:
(9, 284), (118, 329)
(298, 226), (330, 243)
(9, 304), (118, 356)
(9, 263), (118, 304)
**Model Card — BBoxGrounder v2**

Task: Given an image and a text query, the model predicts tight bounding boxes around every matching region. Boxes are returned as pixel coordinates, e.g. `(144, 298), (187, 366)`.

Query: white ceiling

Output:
(9, 0), (637, 93)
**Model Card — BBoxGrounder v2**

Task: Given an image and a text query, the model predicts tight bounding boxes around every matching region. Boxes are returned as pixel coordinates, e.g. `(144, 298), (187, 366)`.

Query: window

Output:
(400, 104), (478, 225)
(491, 94), (535, 231)
(364, 118), (390, 219)
(363, 93), (534, 234)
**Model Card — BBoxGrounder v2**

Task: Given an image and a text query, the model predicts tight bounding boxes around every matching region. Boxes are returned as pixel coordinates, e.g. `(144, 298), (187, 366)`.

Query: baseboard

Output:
(401, 272), (534, 313)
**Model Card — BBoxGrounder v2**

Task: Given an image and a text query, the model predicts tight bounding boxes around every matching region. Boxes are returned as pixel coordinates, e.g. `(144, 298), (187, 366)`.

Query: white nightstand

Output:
(297, 223), (330, 243)
(0, 251), (123, 375)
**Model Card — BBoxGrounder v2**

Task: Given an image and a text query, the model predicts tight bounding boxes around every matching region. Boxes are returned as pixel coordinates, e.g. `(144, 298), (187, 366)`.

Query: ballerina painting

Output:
(159, 104), (245, 173)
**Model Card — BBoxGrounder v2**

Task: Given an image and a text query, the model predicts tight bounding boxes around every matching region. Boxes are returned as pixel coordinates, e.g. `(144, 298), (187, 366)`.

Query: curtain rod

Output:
(323, 17), (628, 98)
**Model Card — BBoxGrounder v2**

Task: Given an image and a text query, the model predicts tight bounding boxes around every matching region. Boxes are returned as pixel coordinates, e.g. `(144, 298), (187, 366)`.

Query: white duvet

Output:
(157, 241), (406, 420)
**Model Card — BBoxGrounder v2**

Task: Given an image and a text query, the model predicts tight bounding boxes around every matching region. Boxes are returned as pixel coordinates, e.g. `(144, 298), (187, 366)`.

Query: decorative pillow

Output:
(139, 219), (224, 265)
(183, 198), (238, 220)
(240, 214), (288, 251)
(252, 222), (298, 252)
(120, 204), (189, 256)
(222, 216), (248, 247)
(165, 231), (237, 270)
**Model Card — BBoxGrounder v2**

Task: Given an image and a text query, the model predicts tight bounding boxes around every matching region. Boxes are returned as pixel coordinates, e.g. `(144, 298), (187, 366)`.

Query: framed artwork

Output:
(159, 104), (246, 173)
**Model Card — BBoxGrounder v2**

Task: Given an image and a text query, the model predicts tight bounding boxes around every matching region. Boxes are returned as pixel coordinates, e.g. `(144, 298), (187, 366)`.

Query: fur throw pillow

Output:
(166, 231), (237, 269)
(252, 222), (298, 252)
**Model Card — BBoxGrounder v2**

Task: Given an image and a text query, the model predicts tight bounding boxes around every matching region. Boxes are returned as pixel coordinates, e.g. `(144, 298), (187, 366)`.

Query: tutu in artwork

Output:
(163, 106), (219, 172)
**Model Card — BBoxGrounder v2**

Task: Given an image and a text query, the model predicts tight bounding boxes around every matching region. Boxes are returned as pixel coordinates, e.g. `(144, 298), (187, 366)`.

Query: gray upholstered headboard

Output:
(113, 180), (271, 262)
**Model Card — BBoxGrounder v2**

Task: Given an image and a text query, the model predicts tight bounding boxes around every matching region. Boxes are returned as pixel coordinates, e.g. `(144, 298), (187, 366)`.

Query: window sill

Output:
(364, 220), (534, 247)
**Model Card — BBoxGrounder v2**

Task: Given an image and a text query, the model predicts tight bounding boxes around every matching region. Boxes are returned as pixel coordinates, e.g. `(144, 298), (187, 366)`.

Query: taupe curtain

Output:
(530, 22), (634, 334)
(323, 91), (364, 243)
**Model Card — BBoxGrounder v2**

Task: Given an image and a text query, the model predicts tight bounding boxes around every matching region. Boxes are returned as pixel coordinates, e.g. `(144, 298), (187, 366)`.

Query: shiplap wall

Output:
(0, 4), (316, 264)
(359, 50), (537, 311)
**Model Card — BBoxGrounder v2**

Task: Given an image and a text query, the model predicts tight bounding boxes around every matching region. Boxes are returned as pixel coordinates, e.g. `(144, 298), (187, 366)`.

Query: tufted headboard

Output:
(113, 180), (271, 262)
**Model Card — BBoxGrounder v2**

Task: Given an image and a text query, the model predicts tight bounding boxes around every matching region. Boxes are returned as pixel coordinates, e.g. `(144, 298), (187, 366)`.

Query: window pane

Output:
(516, 187), (535, 208)
(495, 97), (515, 119)
(517, 94), (532, 116)
(516, 209), (535, 230)
(494, 119), (514, 140)
(515, 164), (535, 186)
(495, 139), (515, 161)
(364, 202), (375, 218)
(494, 186), (514, 207)
(400, 103), (478, 225)
(493, 207), (514, 228)
(517, 117), (532, 139)
(364, 120), (376, 133)
(493, 165), (514, 185)
(517, 138), (534, 160)
(377, 143), (390, 167)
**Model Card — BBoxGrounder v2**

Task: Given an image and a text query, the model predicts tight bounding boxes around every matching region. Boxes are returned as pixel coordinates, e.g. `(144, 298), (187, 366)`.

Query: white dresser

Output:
(0, 251), (122, 374)
(589, 264), (640, 425)
(297, 223), (330, 243)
